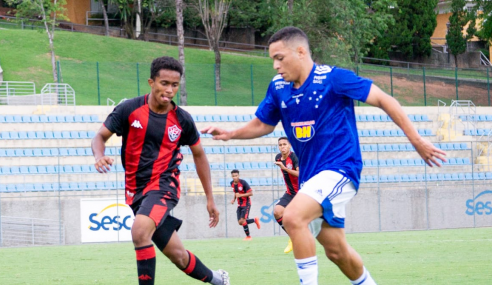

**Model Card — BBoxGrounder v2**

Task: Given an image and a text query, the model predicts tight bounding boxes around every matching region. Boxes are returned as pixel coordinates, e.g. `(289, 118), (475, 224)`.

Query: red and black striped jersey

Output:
(275, 151), (299, 195)
(103, 95), (200, 205)
(230, 179), (252, 207)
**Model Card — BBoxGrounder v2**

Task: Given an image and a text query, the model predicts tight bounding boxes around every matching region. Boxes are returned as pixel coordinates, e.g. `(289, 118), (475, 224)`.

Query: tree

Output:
(370, 0), (438, 61)
(267, 0), (394, 66)
(197, 0), (231, 91)
(446, 0), (476, 67)
(7, 0), (68, 82)
(97, 0), (111, 36)
(176, 0), (188, 105)
(475, 0), (492, 43)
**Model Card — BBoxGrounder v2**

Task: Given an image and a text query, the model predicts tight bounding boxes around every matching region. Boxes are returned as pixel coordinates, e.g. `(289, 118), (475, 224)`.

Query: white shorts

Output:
(299, 170), (356, 228)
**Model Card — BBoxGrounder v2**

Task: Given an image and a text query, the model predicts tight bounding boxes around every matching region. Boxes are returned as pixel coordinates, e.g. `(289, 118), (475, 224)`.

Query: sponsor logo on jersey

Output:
(131, 120), (143, 129)
(313, 75), (327, 84)
(168, 125), (181, 142)
(291, 120), (315, 142)
(275, 80), (290, 90)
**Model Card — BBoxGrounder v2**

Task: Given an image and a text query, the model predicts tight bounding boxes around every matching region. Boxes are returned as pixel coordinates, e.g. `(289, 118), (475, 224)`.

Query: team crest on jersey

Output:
(291, 120), (315, 142)
(239, 186), (243, 190)
(168, 125), (181, 142)
(287, 163), (293, 169)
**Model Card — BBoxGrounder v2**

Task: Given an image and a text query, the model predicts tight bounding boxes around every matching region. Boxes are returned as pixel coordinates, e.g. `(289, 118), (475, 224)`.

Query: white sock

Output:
(295, 256), (318, 285)
(350, 267), (377, 285)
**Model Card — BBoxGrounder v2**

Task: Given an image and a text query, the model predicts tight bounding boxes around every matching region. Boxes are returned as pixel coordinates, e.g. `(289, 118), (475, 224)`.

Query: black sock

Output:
(135, 244), (156, 285)
(246, 218), (255, 224)
(243, 224), (250, 236)
(181, 250), (213, 282)
(276, 217), (287, 233)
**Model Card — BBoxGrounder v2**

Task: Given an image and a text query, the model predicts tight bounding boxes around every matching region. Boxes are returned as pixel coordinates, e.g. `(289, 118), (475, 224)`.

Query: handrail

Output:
(480, 51), (491, 66)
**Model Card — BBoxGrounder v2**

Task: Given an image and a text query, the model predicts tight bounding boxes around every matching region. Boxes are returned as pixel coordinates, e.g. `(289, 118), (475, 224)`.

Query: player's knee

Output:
(166, 247), (188, 269)
(324, 247), (349, 265)
(238, 219), (245, 225)
(282, 209), (304, 232)
(273, 206), (284, 219)
(131, 225), (153, 246)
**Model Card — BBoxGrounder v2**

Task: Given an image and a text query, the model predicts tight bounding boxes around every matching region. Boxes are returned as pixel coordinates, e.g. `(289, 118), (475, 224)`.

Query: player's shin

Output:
(135, 244), (156, 285)
(295, 256), (318, 285)
(276, 217), (287, 232)
(181, 250), (215, 283)
(242, 222), (250, 236)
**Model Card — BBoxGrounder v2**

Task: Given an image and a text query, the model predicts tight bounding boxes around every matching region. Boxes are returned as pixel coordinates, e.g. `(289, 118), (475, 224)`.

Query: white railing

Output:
(41, 83), (76, 106)
(480, 51), (492, 66)
(0, 216), (64, 247)
(107, 98), (115, 106)
(0, 81), (36, 104)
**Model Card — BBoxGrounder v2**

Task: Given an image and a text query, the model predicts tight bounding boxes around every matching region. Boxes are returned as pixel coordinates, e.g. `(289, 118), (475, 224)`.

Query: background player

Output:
(274, 136), (299, 253)
(230, 169), (260, 240)
(201, 27), (446, 285)
(92, 56), (229, 285)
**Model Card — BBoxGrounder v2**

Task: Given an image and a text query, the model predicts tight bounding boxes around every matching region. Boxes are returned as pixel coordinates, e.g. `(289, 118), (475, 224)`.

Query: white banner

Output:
(80, 198), (134, 243)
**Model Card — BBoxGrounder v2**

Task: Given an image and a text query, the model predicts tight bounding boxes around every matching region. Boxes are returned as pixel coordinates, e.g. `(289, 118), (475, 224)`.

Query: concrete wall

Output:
(64, 0), (91, 25)
(2, 184), (491, 245)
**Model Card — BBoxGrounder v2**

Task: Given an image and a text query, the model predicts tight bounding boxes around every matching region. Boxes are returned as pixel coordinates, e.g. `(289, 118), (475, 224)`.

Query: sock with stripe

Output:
(181, 250), (213, 283)
(135, 244), (156, 285)
(350, 267), (377, 285)
(276, 217), (287, 233)
(246, 218), (255, 224)
(295, 256), (318, 285)
(242, 222), (250, 236)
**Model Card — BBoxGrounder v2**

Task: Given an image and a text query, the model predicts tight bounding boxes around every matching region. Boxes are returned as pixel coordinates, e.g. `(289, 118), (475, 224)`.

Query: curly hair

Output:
(150, 56), (183, 79)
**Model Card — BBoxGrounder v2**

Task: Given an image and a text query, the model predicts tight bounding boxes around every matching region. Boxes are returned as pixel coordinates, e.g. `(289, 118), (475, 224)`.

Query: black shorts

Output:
(236, 205), (251, 221)
(276, 191), (296, 208)
(130, 189), (179, 229)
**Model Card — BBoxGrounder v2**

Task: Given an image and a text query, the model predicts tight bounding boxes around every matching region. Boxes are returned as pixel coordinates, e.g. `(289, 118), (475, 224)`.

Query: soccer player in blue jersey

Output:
(201, 27), (446, 285)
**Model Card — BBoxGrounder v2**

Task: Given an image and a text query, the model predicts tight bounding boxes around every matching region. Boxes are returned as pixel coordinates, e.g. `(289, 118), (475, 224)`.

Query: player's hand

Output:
(230, 199), (235, 204)
(235, 193), (240, 198)
(95, 156), (114, 173)
(200, 126), (232, 141)
(274, 161), (285, 169)
(207, 201), (220, 228)
(412, 137), (447, 167)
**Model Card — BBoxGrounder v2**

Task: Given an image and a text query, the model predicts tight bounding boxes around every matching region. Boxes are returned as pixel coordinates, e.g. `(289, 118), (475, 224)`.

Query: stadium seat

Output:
(408, 115), (415, 121)
(390, 130), (398, 136)
(421, 115), (430, 121)
(486, 172), (492, 180)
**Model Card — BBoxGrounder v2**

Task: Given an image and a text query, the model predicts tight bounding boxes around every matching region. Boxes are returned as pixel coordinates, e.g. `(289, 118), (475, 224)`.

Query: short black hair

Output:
(278, 136), (289, 142)
(268, 26), (309, 47)
(150, 56), (183, 79)
(231, 169), (239, 175)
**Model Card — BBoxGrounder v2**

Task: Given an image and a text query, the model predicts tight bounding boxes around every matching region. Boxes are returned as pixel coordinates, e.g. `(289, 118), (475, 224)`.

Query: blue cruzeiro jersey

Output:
(255, 64), (373, 190)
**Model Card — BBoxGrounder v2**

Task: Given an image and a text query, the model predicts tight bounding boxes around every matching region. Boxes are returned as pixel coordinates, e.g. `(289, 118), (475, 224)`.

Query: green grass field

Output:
(0, 26), (274, 105)
(1, 227), (491, 284)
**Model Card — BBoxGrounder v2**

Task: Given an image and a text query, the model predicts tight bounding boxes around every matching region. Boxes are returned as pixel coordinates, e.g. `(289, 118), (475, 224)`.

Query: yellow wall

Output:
(64, 0), (91, 25)
(432, 12), (480, 45)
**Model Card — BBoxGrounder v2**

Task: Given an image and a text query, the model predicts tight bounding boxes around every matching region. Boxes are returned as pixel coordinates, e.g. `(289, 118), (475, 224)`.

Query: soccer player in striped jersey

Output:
(92, 56), (229, 285)
(202, 27), (446, 285)
(274, 137), (299, 253)
(230, 169), (260, 240)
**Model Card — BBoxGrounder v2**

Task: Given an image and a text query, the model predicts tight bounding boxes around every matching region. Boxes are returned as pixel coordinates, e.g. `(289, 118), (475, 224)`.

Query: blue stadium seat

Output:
(212, 115), (221, 122)
(5, 115), (14, 123)
(72, 131), (81, 139)
(408, 115), (416, 121)
(451, 173), (459, 181)
(68, 182), (79, 191)
(421, 115), (430, 121)
(397, 130), (405, 136)
(0, 116), (5, 123)
(116, 164), (124, 172)
(376, 130), (384, 136)
(13, 115), (22, 122)
(81, 165), (91, 173)
(21, 115), (31, 123)
(463, 158), (470, 165)
(87, 131), (96, 138)
(425, 129), (433, 136)
(72, 165), (83, 173)
(408, 174), (417, 182)
(65, 115), (75, 123)
(486, 172), (492, 180)
(28, 166), (38, 174)
(219, 115), (229, 122)
(90, 115), (100, 122)
(53, 131), (62, 139)
(383, 130), (391, 137)
(361, 130), (370, 137)
(19, 166), (29, 174)
(0, 131), (10, 139)
(390, 130), (398, 136)
(0, 149), (6, 157)
(415, 115), (423, 122)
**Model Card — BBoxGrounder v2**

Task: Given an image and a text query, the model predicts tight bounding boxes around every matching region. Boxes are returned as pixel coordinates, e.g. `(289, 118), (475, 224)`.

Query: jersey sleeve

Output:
(103, 102), (128, 136)
(275, 153), (282, 161)
(255, 82), (281, 126)
(330, 67), (373, 103)
(291, 152), (299, 169)
(242, 180), (252, 192)
(178, 111), (200, 147)
(230, 182), (237, 193)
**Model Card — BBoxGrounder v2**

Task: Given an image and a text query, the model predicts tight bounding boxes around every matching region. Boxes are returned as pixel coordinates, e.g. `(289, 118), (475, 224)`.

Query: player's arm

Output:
(275, 162), (299, 177)
(201, 118), (275, 141)
(237, 190), (253, 198)
(190, 142), (219, 227)
(364, 84), (446, 167)
(91, 125), (115, 173)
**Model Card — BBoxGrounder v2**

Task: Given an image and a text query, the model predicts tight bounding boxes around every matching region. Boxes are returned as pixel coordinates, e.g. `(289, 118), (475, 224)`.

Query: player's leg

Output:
(274, 197), (293, 253)
(316, 223), (376, 285)
(243, 204), (260, 229)
(160, 230), (229, 284)
(132, 214), (157, 285)
(283, 193), (322, 285)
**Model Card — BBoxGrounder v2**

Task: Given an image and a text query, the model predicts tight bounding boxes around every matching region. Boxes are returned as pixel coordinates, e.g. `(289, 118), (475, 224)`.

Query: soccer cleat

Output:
(254, 217), (261, 229)
(284, 238), (293, 254)
(243, 236), (252, 241)
(218, 269), (230, 285)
